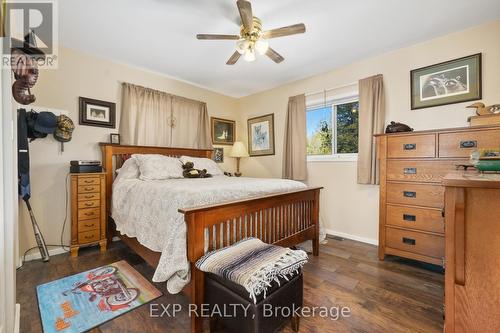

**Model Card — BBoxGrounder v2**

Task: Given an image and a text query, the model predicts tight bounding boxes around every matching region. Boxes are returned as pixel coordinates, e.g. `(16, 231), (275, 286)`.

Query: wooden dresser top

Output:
(443, 171), (500, 188)
(374, 124), (500, 137)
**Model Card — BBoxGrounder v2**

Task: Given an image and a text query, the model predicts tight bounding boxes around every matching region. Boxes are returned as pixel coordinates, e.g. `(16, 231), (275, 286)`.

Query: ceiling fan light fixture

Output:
(236, 38), (249, 54)
(255, 38), (269, 55)
(244, 48), (256, 62)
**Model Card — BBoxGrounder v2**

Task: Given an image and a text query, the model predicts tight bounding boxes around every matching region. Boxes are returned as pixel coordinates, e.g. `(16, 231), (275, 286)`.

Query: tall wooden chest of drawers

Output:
(70, 172), (107, 257)
(376, 125), (500, 265)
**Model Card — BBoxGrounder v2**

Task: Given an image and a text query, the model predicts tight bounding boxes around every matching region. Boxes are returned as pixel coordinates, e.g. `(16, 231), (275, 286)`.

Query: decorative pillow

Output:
(133, 154), (184, 180)
(115, 157), (140, 182)
(179, 156), (223, 176)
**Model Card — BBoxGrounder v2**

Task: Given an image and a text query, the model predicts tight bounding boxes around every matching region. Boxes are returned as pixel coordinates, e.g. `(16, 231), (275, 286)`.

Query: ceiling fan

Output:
(196, 0), (306, 65)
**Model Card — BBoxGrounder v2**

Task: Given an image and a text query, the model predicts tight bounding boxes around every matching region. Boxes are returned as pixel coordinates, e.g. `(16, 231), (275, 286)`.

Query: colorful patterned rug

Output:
(36, 260), (162, 333)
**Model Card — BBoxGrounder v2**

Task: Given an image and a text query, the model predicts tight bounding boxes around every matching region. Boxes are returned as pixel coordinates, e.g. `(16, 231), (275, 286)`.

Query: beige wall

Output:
(19, 47), (239, 256)
(237, 20), (500, 244)
(20, 20), (500, 255)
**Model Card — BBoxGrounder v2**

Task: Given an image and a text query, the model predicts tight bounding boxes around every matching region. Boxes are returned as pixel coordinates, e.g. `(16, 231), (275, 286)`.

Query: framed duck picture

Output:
(247, 113), (275, 156)
(410, 53), (482, 110)
(211, 117), (235, 145)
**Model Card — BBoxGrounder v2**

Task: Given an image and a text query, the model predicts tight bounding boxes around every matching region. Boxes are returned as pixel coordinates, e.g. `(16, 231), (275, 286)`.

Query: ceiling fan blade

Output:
(237, 0), (253, 32)
(196, 34), (240, 40)
(226, 51), (242, 65)
(263, 23), (306, 39)
(266, 47), (284, 64)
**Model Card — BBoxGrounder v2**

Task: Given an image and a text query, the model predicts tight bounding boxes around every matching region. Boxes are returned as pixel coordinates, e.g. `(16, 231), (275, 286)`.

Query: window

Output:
(306, 97), (359, 161)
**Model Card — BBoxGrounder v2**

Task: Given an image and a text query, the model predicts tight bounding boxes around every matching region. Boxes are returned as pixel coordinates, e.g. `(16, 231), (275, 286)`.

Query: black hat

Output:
(33, 111), (57, 134)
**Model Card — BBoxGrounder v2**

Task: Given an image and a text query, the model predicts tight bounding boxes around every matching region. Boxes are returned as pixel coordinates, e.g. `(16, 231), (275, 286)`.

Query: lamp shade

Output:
(230, 141), (249, 158)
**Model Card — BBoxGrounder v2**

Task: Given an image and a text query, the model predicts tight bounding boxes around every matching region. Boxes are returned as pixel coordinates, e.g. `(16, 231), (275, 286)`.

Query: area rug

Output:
(36, 260), (162, 333)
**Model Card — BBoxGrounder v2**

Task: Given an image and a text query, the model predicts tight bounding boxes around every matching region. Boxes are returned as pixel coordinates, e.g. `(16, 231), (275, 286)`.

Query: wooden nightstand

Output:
(70, 172), (107, 257)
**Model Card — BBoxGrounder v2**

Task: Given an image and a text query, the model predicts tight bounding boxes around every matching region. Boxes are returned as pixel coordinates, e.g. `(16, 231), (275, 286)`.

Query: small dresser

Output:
(70, 172), (107, 257)
(376, 125), (500, 266)
(444, 172), (500, 332)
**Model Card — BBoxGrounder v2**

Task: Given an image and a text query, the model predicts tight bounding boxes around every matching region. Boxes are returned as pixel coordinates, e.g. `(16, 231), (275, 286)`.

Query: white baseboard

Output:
(325, 229), (378, 246)
(14, 304), (20, 333)
(21, 246), (68, 263)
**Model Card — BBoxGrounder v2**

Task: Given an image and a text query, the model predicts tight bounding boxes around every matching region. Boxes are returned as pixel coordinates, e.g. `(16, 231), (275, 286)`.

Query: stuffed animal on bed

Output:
(182, 161), (212, 178)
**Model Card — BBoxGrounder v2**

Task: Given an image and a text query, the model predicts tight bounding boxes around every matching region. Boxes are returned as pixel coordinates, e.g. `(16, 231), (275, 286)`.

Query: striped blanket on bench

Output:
(195, 237), (308, 303)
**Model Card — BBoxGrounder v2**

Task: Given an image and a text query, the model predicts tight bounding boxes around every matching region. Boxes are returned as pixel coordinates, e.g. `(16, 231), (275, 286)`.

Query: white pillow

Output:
(133, 154), (184, 180)
(180, 156), (224, 176)
(115, 157), (139, 182)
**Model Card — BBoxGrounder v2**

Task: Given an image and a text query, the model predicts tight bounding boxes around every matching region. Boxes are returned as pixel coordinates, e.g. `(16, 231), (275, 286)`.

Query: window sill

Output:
(307, 154), (358, 162)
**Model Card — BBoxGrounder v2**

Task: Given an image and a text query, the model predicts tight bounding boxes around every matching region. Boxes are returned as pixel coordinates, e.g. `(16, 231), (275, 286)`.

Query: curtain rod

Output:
(304, 80), (358, 97)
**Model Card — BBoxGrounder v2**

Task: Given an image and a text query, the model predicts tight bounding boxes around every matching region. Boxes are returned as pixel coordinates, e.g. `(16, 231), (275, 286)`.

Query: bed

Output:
(100, 143), (322, 333)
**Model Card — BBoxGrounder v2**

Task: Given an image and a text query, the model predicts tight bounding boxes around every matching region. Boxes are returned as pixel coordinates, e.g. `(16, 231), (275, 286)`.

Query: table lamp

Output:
(230, 141), (249, 177)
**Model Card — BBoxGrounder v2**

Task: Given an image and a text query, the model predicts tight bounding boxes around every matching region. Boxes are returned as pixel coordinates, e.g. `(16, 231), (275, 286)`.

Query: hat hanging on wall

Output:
(26, 111), (57, 141)
(54, 114), (75, 152)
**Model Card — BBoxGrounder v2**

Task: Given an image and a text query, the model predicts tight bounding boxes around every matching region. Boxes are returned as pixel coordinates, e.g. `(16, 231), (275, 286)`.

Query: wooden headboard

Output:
(99, 143), (213, 213)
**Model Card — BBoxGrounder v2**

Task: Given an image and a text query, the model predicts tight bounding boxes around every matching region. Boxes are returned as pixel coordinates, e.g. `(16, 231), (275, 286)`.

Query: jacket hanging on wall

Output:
(17, 108), (57, 262)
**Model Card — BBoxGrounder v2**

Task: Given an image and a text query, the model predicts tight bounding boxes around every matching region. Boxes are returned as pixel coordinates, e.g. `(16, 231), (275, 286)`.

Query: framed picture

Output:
(211, 117), (235, 145)
(110, 133), (120, 144)
(411, 53), (482, 110)
(247, 113), (275, 156)
(213, 148), (224, 163)
(79, 97), (116, 128)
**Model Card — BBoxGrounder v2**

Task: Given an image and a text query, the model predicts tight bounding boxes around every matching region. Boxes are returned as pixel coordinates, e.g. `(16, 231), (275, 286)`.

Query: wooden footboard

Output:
(100, 143), (322, 333)
(179, 186), (321, 333)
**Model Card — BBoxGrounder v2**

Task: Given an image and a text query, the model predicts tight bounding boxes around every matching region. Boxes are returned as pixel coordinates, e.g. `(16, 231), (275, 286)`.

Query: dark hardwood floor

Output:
(17, 237), (444, 333)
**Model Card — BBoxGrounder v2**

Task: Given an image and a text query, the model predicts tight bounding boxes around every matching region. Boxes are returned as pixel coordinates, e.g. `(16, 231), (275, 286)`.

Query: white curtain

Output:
(120, 83), (212, 149)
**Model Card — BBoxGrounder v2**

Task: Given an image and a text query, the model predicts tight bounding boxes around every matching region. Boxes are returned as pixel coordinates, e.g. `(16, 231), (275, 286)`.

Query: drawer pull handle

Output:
(402, 237), (416, 245)
(403, 191), (416, 198)
(403, 143), (416, 150)
(84, 202), (93, 206)
(403, 214), (416, 222)
(84, 212), (94, 216)
(84, 195), (93, 199)
(460, 140), (477, 149)
(84, 235), (94, 239)
(403, 168), (417, 175)
(84, 180), (93, 183)
(84, 224), (93, 227)
(84, 187), (93, 191)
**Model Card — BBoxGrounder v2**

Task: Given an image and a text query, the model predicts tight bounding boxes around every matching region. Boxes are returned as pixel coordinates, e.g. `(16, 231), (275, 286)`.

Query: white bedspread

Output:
(111, 175), (306, 293)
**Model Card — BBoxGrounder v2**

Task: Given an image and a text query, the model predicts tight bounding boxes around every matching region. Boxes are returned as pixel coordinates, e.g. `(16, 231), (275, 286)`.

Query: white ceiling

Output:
(59, 0), (500, 97)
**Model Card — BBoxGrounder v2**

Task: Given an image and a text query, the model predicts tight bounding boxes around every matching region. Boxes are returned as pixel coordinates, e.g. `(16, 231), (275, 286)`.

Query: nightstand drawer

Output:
(78, 193), (100, 201)
(78, 208), (100, 220)
(78, 185), (100, 193)
(78, 200), (100, 209)
(78, 218), (100, 232)
(78, 230), (100, 244)
(78, 177), (100, 186)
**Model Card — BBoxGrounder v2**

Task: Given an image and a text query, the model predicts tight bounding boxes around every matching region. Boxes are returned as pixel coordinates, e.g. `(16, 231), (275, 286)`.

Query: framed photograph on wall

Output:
(110, 133), (120, 144)
(213, 148), (224, 163)
(247, 113), (275, 156)
(410, 53), (482, 110)
(211, 117), (235, 145)
(79, 97), (116, 128)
